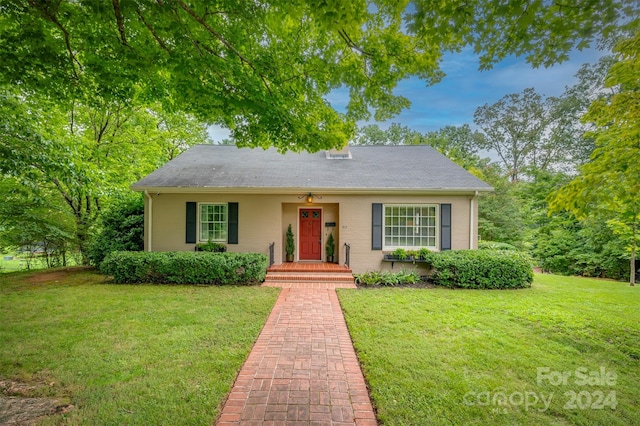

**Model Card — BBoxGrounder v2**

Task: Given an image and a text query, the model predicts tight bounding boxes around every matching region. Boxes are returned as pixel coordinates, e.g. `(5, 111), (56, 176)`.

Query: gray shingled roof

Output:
(132, 145), (493, 192)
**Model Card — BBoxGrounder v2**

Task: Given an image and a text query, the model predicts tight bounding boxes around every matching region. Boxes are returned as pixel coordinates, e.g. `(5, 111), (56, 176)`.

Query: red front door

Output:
(299, 209), (322, 260)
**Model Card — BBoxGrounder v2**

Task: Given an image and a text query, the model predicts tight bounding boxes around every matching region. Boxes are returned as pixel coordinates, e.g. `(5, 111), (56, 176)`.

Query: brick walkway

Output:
(216, 287), (377, 425)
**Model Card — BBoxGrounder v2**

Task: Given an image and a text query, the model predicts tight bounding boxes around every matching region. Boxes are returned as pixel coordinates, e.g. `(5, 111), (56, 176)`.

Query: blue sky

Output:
(208, 46), (605, 141)
(342, 46), (605, 133)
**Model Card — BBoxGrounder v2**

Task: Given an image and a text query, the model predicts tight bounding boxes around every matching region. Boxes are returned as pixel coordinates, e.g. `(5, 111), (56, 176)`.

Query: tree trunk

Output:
(631, 221), (637, 287)
(631, 244), (636, 287)
(76, 215), (91, 265)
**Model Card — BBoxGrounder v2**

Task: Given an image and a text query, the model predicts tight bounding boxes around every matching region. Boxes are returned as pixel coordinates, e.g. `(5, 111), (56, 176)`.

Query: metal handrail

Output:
(344, 242), (350, 267)
(268, 242), (275, 267)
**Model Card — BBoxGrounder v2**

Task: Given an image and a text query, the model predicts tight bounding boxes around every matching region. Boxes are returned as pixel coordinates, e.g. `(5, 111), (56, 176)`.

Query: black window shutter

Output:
(228, 202), (239, 244)
(441, 203), (451, 251)
(372, 203), (383, 250)
(186, 202), (197, 244)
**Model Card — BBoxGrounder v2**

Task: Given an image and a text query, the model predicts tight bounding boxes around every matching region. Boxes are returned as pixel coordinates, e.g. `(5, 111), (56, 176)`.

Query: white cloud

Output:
(207, 125), (231, 142)
(360, 47), (607, 132)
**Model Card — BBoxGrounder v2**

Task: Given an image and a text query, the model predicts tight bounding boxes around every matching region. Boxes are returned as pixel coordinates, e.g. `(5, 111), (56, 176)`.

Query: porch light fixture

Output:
(298, 193), (322, 203)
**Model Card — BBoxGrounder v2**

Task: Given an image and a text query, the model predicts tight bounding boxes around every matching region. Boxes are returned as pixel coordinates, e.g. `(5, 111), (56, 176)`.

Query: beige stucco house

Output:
(131, 144), (492, 274)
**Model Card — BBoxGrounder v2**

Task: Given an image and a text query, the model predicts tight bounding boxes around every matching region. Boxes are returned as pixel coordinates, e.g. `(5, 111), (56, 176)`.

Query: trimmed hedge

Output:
(100, 251), (268, 285)
(429, 249), (533, 289)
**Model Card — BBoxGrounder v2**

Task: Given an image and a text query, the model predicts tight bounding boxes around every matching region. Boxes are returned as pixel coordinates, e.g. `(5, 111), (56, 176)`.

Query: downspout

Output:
(144, 190), (152, 252)
(470, 191), (478, 249)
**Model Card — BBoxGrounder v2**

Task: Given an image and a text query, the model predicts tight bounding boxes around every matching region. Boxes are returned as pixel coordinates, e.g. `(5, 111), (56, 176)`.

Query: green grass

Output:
(0, 253), (81, 273)
(338, 274), (640, 426)
(0, 268), (279, 425)
(0, 254), (26, 272)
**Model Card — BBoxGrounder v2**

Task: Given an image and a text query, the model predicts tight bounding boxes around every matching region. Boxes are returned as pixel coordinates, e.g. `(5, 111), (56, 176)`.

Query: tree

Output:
(0, 1), (634, 151)
(550, 32), (640, 285)
(0, 176), (76, 268)
(475, 163), (525, 246)
(474, 88), (550, 182)
(353, 123), (422, 146)
(419, 125), (485, 170)
(153, 108), (210, 160)
(547, 55), (618, 168)
(0, 89), (208, 263)
(472, 78), (615, 181)
(353, 123), (484, 168)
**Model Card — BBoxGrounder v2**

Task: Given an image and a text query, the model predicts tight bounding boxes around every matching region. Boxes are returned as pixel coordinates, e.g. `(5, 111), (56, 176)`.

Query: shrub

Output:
(88, 195), (144, 266)
(478, 241), (518, 251)
(100, 251), (268, 285)
(429, 250), (533, 289)
(325, 233), (335, 258)
(354, 269), (421, 287)
(285, 224), (295, 258)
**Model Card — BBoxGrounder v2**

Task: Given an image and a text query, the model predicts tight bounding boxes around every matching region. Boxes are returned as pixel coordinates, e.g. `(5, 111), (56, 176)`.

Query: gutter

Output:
(144, 190), (152, 252)
(131, 186), (494, 195)
(470, 190), (478, 249)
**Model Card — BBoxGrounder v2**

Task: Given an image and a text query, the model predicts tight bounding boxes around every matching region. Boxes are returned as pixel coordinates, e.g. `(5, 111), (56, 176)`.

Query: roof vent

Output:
(325, 145), (352, 159)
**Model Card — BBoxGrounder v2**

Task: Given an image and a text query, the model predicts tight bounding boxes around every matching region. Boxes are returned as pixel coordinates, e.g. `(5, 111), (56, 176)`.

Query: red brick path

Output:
(216, 288), (377, 425)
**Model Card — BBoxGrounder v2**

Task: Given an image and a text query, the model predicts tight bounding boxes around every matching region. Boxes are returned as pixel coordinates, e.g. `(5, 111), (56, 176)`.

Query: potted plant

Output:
(285, 224), (295, 262)
(393, 247), (408, 260)
(195, 239), (227, 252)
(406, 250), (419, 260)
(326, 233), (335, 263)
(418, 247), (431, 261)
(384, 247), (407, 261)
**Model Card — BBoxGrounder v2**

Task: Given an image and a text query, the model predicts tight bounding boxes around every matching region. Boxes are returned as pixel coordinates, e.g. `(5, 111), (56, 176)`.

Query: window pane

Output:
(199, 204), (228, 242)
(383, 204), (438, 249)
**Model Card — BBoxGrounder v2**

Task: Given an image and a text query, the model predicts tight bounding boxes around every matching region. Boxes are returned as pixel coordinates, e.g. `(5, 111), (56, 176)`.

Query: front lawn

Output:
(338, 274), (640, 425)
(0, 268), (279, 425)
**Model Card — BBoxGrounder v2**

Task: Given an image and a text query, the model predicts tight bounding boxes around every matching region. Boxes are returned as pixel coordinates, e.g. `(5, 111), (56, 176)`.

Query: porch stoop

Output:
(263, 262), (356, 288)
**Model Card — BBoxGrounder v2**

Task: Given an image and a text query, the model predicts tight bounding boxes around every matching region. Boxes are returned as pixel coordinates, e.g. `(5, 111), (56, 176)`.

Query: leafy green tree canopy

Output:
(0, 88), (208, 263)
(1, 0), (635, 151)
(354, 123), (484, 169)
(550, 31), (640, 285)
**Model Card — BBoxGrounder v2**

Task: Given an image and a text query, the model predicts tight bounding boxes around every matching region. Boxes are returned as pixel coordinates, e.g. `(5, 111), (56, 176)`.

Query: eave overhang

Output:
(130, 185), (494, 195)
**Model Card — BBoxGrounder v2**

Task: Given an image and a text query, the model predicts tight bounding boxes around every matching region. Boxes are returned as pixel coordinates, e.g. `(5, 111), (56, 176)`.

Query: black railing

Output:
(344, 242), (350, 267)
(268, 242), (275, 267)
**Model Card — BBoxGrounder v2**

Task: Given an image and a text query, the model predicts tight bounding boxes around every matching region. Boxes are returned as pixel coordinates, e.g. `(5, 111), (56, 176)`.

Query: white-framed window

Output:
(384, 204), (438, 249)
(199, 203), (227, 242)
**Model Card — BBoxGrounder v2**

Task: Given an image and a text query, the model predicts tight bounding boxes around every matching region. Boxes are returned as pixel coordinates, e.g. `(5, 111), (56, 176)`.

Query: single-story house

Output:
(131, 144), (493, 273)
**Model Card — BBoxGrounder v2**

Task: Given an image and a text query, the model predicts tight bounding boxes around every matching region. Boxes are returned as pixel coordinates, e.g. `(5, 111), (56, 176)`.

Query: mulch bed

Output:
(355, 281), (437, 289)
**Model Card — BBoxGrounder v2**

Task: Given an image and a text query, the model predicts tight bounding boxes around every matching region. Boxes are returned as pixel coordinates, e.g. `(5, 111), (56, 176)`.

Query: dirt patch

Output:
(0, 397), (73, 425)
(0, 379), (73, 425)
(0, 380), (41, 397)
(26, 267), (93, 285)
